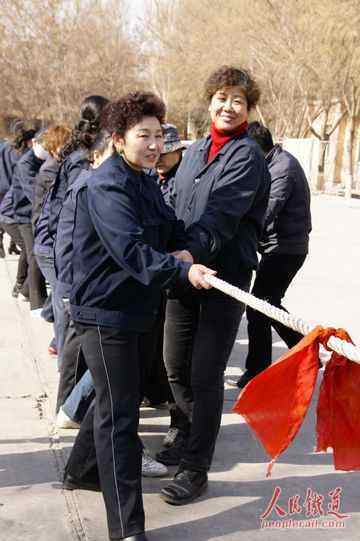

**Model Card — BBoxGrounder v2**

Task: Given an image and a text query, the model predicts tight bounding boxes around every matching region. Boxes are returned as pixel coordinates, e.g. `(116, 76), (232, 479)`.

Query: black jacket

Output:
(0, 142), (20, 201)
(174, 133), (270, 285)
(32, 156), (59, 228)
(12, 149), (44, 224)
(33, 157), (62, 257)
(54, 169), (92, 298)
(48, 149), (88, 239)
(260, 144), (311, 255)
(70, 155), (191, 332)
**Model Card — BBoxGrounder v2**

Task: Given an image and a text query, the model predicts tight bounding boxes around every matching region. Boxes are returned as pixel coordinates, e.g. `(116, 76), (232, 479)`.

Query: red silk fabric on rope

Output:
(233, 327), (360, 475)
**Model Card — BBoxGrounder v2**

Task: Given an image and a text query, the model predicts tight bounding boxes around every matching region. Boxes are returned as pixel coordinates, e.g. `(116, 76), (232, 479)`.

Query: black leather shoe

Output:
(63, 473), (101, 492)
(160, 469), (208, 505)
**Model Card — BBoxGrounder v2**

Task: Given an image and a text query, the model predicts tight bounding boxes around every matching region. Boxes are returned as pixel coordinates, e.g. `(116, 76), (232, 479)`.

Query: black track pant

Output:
(65, 324), (145, 540)
(164, 272), (251, 473)
(55, 319), (86, 413)
(245, 252), (307, 376)
(0, 222), (28, 293)
(18, 223), (47, 310)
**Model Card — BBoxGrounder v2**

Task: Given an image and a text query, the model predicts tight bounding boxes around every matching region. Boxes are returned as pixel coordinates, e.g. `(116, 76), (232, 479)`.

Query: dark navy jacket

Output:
(174, 133), (270, 285)
(260, 145), (312, 255)
(33, 150), (87, 257)
(12, 149), (44, 224)
(48, 149), (88, 239)
(70, 155), (190, 331)
(54, 169), (92, 298)
(0, 142), (20, 200)
(32, 156), (59, 228)
(33, 157), (61, 257)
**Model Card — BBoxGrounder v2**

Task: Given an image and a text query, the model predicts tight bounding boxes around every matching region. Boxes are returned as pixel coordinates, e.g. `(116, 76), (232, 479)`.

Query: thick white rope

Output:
(205, 274), (360, 364)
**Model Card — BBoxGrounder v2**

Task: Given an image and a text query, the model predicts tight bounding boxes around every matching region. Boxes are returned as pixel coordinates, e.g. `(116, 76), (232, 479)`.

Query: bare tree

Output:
(138, 0), (360, 191)
(0, 0), (142, 127)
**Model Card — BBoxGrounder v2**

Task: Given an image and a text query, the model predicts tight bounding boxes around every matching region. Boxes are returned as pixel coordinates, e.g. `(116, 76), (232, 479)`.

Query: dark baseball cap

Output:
(161, 123), (186, 154)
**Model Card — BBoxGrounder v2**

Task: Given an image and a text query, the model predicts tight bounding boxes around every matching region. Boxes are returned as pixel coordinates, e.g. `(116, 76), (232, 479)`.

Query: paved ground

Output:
(0, 194), (359, 541)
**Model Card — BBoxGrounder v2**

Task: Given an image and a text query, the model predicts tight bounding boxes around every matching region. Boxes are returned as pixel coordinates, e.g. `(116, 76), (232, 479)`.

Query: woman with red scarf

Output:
(158, 66), (271, 505)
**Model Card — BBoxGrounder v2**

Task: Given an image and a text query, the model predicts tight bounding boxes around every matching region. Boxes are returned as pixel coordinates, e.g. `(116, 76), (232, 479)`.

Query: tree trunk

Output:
(344, 114), (355, 199)
(316, 134), (329, 192)
(315, 109), (329, 192)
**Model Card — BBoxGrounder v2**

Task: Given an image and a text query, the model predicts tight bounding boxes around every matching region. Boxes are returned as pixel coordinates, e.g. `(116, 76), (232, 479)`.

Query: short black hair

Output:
(101, 92), (166, 137)
(204, 66), (260, 110)
(247, 121), (274, 153)
(12, 128), (36, 153)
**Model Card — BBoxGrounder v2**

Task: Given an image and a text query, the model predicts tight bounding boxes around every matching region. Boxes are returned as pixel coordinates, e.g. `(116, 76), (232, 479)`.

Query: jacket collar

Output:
(198, 131), (248, 155)
(265, 144), (282, 164)
(194, 132), (248, 178)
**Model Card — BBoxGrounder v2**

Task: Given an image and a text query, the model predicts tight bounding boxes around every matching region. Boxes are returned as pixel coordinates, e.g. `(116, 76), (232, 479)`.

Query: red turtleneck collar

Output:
(207, 121), (248, 163)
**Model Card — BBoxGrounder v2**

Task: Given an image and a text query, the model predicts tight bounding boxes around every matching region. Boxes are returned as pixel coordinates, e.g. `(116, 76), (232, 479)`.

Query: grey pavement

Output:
(0, 194), (359, 541)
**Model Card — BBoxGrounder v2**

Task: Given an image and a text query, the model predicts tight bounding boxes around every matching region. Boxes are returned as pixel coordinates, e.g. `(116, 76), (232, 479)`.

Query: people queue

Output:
(0, 65), (311, 541)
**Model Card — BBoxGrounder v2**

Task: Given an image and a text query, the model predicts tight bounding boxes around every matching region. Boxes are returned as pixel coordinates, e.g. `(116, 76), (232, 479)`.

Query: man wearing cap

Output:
(156, 124), (186, 208)
(140, 124), (192, 456)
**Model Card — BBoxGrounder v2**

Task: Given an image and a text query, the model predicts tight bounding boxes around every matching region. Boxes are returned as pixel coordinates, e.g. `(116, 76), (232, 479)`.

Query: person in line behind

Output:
(33, 125), (72, 358)
(0, 127), (36, 296)
(10, 130), (49, 311)
(34, 98), (108, 360)
(156, 123), (186, 208)
(0, 122), (33, 258)
(140, 123), (191, 450)
(237, 121), (312, 389)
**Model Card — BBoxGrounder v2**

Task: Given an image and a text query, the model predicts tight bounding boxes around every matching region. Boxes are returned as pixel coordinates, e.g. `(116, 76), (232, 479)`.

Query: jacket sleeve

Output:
(87, 177), (191, 288)
(167, 217), (189, 252)
(54, 189), (76, 298)
(264, 173), (293, 227)
(0, 145), (18, 197)
(48, 158), (84, 239)
(32, 170), (55, 227)
(186, 148), (262, 264)
(67, 158), (85, 187)
(17, 159), (36, 204)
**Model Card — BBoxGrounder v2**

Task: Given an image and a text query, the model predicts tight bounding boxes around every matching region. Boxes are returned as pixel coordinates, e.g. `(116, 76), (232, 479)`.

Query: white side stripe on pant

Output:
(97, 326), (125, 538)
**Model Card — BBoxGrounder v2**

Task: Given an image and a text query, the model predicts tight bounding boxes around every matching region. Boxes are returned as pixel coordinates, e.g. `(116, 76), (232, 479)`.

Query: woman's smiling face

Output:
(115, 116), (164, 170)
(209, 85), (248, 131)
